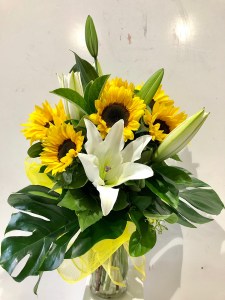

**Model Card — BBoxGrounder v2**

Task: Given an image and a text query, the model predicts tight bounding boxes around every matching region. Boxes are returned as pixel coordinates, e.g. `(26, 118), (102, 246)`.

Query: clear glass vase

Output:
(90, 245), (128, 299)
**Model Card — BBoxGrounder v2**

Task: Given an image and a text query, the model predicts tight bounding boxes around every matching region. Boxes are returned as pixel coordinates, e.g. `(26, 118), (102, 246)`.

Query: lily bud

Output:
(152, 108), (209, 162)
(57, 71), (84, 120)
(85, 15), (98, 59)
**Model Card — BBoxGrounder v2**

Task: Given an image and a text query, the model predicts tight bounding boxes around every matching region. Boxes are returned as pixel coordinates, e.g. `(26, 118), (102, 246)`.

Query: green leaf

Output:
(51, 163), (88, 190)
(177, 200), (212, 224)
(0, 186), (79, 282)
(58, 189), (102, 231)
(131, 194), (154, 211)
(129, 210), (156, 257)
(124, 180), (145, 192)
(84, 81), (93, 103)
(87, 75), (110, 113)
(146, 177), (179, 208)
(137, 69), (164, 105)
(180, 189), (224, 215)
(150, 197), (196, 227)
(113, 190), (129, 211)
(50, 88), (87, 113)
(187, 177), (210, 188)
(33, 272), (43, 295)
(78, 210), (102, 232)
(65, 212), (127, 258)
(176, 214), (196, 228)
(67, 165), (88, 189)
(69, 63), (79, 73)
(85, 15), (98, 58)
(73, 52), (98, 88)
(153, 165), (192, 184)
(39, 165), (47, 173)
(18, 185), (59, 201)
(27, 142), (43, 158)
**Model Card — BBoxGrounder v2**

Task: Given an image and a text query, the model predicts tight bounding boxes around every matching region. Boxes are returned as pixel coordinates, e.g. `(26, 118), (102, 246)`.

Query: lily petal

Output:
(117, 162), (154, 185)
(84, 119), (102, 154)
(94, 120), (124, 172)
(97, 185), (119, 216)
(122, 135), (151, 163)
(78, 153), (104, 186)
(103, 119), (124, 152)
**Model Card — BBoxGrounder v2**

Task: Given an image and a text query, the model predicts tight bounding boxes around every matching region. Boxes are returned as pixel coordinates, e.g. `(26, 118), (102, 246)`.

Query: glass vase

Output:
(90, 245), (128, 299)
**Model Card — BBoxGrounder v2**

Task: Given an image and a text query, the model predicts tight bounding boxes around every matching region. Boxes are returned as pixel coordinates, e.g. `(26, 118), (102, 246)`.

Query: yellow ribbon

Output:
(25, 158), (145, 285)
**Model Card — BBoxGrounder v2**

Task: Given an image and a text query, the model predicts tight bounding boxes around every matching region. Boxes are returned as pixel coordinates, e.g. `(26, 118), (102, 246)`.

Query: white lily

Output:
(152, 108), (209, 162)
(57, 71), (84, 120)
(78, 119), (154, 216)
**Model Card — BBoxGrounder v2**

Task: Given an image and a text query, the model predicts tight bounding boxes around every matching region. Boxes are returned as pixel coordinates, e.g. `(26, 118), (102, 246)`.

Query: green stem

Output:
(94, 58), (99, 75)
(95, 266), (103, 292)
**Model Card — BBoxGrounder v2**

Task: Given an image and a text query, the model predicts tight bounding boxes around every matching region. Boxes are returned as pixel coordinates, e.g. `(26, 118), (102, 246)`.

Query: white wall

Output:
(0, 1), (224, 299)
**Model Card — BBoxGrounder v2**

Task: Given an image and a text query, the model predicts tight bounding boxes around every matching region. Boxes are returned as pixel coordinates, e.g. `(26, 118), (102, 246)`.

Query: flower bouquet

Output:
(0, 16), (224, 298)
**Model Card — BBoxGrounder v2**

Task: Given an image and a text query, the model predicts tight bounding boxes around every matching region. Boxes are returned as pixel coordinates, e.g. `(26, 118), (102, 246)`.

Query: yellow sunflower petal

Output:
(89, 78), (146, 141)
(144, 102), (187, 142)
(40, 123), (84, 175)
(22, 100), (68, 144)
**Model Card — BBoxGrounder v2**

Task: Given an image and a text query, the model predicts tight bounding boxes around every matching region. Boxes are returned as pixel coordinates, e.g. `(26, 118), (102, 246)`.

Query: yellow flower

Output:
(40, 123), (84, 175)
(135, 84), (174, 108)
(144, 102), (187, 142)
(108, 77), (135, 91)
(152, 85), (174, 106)
(22, 100), (68, 144)
(89, 78), (146, 141)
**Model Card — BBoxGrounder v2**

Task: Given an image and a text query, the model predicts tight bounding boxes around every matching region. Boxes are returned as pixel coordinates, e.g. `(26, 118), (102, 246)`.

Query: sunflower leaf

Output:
(27, 142), (43, 158)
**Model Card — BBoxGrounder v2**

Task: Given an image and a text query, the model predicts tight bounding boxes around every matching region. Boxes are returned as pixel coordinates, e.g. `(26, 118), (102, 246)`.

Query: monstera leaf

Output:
(0, 185), (79, 282)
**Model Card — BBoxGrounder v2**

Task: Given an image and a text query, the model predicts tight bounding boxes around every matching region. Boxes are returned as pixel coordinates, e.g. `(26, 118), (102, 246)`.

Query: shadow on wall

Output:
(167, 147), (200, 177)
(145, 224), (183, 300)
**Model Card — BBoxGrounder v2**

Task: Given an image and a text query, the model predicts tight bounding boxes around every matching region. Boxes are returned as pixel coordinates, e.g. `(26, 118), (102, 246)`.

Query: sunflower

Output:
(144, 102), (187, 142)
(22, 100), (68, 144)
(89, 78), (146, 141)
(135, 84), (174, 109)
(152, 85), (174, 106)
(40, 123), (84, 175)
(108, 77), (135, 91)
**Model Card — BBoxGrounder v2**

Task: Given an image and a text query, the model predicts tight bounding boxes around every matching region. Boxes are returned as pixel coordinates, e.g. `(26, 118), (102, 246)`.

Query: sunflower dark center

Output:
(154, 119), (170, 134)
(102, 103), (129, 127)
(149, 99), (156, 110)
(58, 139), (76, 160)
(44, 120), (54, 128)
